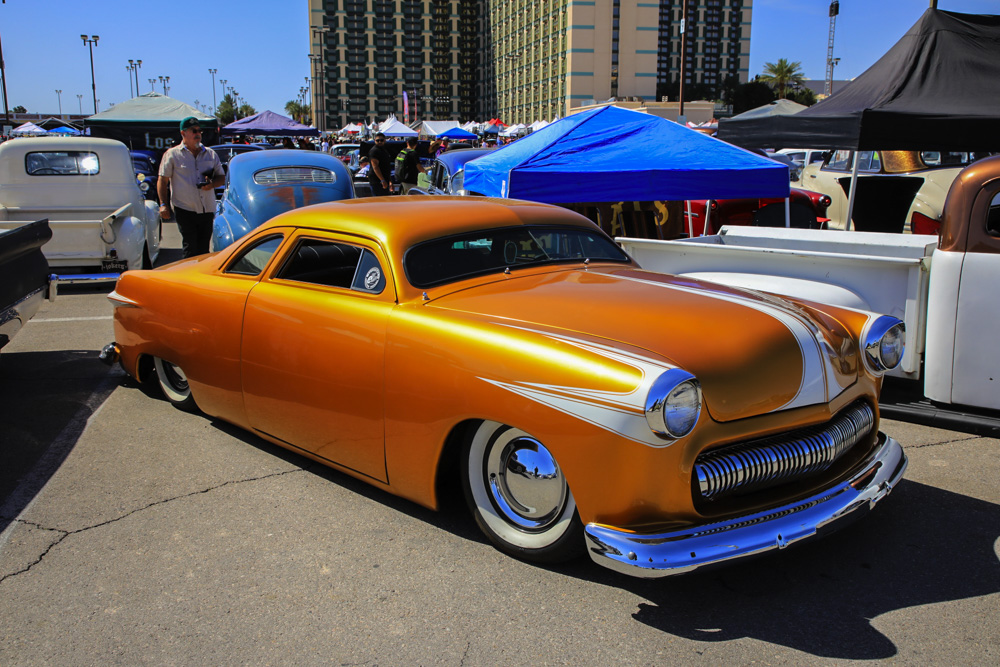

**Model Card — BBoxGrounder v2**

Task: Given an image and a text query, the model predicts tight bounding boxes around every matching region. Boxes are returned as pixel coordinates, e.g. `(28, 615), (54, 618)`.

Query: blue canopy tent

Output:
(48, 126), (82, 135)
(437, 126), (478, 140)
(463, 106), (789, 204)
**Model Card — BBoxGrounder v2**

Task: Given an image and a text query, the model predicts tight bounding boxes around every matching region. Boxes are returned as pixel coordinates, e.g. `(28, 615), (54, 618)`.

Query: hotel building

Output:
(308, 0), (752, 128)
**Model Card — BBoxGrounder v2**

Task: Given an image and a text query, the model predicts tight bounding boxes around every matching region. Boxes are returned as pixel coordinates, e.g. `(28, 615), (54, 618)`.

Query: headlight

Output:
(139, 181), (149, 192)
(645, 369), (702, 439)
(862, 316), (905, 372)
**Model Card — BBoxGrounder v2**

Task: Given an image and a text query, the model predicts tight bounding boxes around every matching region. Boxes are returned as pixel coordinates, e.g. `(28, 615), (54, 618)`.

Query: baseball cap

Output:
(179, 116), (202, 131)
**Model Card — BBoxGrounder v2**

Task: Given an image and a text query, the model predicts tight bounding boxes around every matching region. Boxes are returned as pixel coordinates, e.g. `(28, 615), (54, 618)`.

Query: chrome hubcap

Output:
(486, 434), (567, 532)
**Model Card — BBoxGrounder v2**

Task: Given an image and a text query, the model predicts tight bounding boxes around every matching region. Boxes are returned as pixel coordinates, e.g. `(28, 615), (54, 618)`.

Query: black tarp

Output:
(718, 9), (1000, 151)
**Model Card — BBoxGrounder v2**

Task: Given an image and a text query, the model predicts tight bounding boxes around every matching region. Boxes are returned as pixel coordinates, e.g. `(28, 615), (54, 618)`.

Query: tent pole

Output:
(845, 152), (860, 230)
(703, 203), (711, 236)
(785, 197), (791, 227)
(686, 201), (694, 238)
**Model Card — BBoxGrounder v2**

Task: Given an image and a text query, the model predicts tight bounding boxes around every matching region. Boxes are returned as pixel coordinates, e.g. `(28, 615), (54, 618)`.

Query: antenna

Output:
(824, 1), (840, 97)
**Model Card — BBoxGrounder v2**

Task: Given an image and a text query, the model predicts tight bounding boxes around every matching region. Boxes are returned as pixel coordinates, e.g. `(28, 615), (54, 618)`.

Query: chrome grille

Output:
(695, 402), (875, 502)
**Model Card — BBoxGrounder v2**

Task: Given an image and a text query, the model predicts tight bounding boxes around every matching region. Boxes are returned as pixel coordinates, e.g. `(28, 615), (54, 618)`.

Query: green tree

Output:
(238, 102), (257, 119)
(216, 94), (236, 124)
(787, 86), (817, 106)
(759, 58), (805, 99)
(12, 105), (26, 113)
(284, 100), (311, 125)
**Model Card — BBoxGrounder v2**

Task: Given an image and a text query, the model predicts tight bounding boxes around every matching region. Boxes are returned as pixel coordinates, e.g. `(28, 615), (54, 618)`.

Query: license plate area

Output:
(100, 259), (129, 272)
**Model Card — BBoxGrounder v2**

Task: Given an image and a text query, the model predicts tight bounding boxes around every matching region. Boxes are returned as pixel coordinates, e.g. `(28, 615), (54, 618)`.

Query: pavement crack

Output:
(459, 641), (471, 666)
(905, 435), (982, 449)
(0, 468), (304, 585)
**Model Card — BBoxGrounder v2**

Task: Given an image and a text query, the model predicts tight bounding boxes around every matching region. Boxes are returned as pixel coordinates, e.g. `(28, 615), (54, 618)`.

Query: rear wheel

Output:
(153, 357), (197, 412)
(461, 420), (583, 563)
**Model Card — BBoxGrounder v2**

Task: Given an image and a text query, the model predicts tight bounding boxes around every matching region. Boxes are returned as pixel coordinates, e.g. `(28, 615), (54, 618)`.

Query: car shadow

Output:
(131, 406), (1000, 660)
(217, 412), (1000, 658)
(0, 350), (120, 531)
(558, 479), (1000, 659)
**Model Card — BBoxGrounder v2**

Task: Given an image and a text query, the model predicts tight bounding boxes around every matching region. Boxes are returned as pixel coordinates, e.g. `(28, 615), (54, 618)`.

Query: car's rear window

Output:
(253, 167), (336, 185)
(404, 225), (629, 288)
(26, 151), (100, 176)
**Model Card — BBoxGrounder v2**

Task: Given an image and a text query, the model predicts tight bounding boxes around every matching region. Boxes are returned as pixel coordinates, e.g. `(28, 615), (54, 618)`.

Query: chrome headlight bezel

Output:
(645, 369), (703, 440)
(861, 316), (906, 373)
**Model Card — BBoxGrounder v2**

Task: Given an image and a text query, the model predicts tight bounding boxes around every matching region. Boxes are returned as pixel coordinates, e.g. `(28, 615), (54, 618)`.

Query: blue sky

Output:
(0, 0), (996, 119)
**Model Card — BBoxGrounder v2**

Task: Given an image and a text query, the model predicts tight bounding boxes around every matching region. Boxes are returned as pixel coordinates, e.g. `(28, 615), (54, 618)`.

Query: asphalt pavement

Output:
(1, 222), (997, 665)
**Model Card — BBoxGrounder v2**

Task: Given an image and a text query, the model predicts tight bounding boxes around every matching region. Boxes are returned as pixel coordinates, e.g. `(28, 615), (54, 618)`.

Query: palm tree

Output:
(759, 59), (805, 99)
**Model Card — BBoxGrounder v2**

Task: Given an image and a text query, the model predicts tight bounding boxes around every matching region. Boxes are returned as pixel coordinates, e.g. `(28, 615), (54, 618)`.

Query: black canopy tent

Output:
(718, 9), (1000, 152)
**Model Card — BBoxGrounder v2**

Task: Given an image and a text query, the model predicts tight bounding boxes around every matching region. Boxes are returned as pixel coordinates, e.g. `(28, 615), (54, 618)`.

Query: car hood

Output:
(429, 266), (858, 423)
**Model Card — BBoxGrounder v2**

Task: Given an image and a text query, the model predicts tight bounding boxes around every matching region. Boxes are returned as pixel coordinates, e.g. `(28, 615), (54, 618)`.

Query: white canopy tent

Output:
(414, 120), (460, 137)
(528, 120), (549, 132)
(378, 117), (418, 137)
(339, 122), (364, 134)
(11, 122), (48, 136)
(500, 123), (526, 137)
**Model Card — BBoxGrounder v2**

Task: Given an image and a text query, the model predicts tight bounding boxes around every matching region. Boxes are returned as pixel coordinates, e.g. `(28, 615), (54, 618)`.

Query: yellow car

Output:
(102, 197), (907, 577)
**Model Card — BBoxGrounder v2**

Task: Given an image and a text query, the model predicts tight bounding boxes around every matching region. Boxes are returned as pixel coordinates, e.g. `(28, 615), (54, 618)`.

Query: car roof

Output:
(256, 196), (597, 253)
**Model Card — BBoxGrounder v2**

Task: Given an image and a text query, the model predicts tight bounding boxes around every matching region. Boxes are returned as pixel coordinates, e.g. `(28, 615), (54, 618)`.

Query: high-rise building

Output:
(308, 0), (751, 127)
(308, 0), (490, 130)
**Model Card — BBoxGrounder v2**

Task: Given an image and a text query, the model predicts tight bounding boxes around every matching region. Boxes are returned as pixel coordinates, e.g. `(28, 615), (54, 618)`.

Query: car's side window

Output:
(987, 192), (1000, 237)
(278, 238), (365, 290)
(225, 235), (284, 276)
(351, 249), (387, 294)
(826, 150), (852, 172)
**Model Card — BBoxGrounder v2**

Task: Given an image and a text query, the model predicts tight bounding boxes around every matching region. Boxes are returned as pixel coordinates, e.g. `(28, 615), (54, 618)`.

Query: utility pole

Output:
(678, 0), (687, 122)
(0, 28), (9, 123)
(825, 1), (840, 97)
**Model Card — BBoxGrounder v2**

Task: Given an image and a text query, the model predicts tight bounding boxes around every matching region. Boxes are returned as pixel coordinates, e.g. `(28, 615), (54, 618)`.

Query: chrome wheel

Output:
(153, 356), (196, 411)
(462, 421), (582, 562)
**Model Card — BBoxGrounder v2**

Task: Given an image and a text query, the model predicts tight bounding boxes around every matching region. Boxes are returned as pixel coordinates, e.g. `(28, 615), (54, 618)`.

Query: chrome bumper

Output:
(585, 432), (907, 578)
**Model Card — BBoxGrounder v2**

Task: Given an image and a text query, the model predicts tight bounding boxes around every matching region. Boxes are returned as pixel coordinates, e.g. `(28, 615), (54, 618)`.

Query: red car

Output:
(683, 188), (832, 237)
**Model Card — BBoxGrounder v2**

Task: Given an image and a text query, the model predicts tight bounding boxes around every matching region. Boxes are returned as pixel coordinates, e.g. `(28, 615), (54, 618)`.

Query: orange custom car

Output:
(101, 197), (907, 577)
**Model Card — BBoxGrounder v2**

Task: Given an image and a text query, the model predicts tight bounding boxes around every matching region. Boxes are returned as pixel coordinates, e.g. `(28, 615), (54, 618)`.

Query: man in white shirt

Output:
(157, 116), (225, 257)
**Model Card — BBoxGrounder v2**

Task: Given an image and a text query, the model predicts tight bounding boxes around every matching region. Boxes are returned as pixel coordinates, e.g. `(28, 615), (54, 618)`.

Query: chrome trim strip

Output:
(694, 401), (875, 501)
(584, 432), (906, 578)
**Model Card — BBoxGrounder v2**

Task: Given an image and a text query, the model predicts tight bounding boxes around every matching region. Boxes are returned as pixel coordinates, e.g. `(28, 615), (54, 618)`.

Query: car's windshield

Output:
(404, 225), (630, 288)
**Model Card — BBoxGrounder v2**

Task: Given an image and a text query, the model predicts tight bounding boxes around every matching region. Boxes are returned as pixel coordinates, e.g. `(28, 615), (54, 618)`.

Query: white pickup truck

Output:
(0, 136), (160, 290)
(619, 155), (1000, 416)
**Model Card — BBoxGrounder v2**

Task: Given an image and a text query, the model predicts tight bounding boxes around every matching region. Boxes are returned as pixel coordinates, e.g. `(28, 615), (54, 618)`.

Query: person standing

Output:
(368, 132), (392, 196)
(157, 117), (225, 258)
(396, 136), (426, 194)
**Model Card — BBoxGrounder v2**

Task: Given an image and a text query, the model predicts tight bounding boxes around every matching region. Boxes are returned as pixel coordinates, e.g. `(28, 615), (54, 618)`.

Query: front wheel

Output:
(153, 357), (197, 412)
(461, 420), (583, 563)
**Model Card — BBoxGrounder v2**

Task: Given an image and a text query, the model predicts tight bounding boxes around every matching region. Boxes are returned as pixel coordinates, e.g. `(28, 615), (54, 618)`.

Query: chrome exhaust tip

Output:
(99, 342), (121, 366)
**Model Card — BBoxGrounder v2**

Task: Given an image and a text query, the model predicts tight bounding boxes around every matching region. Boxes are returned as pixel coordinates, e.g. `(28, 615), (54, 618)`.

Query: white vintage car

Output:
(798, 150), (982, 233)
(0, 137), (160, 283)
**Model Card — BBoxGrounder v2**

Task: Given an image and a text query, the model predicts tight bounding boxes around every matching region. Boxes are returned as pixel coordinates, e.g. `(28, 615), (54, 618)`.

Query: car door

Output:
(950, 188), (1000, 410)
(241, 229), (396, 481)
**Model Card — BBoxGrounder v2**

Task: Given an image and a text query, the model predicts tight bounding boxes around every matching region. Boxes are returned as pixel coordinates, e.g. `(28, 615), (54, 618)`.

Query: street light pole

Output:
(208, 68), (218, 111)
(55, 89), (62, 115)
(0, 29), (9, 124)
(76, 94), (83, 114)
(148, 78), (155, 93)
(81, 35), (100, 114)
(127, 62), (134, 98)
(133, 59), (142, 97)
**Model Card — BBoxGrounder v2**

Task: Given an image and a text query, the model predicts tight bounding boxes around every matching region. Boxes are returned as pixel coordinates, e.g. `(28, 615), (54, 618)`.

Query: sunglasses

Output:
(188, 128), (202, 134)
(375, 139), (385, 143)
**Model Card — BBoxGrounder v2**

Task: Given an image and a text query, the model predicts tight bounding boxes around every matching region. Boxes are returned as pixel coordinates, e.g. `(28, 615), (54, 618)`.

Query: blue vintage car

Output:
(211, 149), (355, 251)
